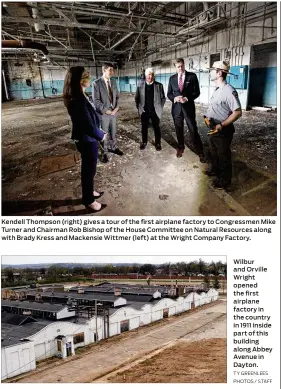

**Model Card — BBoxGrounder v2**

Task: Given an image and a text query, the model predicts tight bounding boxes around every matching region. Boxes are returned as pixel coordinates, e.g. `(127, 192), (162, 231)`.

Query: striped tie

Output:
(179, 73), (183, 92)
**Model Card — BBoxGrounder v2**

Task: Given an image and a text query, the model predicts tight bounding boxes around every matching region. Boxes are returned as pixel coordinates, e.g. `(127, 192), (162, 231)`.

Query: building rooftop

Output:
(126, 301), (147, 310)
(1, 311), (38, 326)
(1, 321), (48, 348)
(26, 291), (125, 303)
(85, 284), (161, 296)
(123, 294), (153, 302)
(1, 300), (67, 312)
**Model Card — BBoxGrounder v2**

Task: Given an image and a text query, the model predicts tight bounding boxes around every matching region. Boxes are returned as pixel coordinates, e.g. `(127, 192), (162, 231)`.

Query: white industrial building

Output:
(1, 288), (218, 380)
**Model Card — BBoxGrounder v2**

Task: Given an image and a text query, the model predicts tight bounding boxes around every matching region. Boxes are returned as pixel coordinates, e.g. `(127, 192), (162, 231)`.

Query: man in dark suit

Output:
(135, 68), (166, 150)
(167, 58), (204, 160)
(93, 63), (123, 163)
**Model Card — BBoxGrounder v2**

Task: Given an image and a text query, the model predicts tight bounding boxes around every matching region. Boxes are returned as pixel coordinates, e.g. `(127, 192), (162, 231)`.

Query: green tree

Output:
(213, 275), (221, 290)
(6, 270), (14, 283)
(140, 264), (156, 275)
(158, 263), (170, 275)
(186, 261), (199, 275)
(131, 264), (141, 273)
(203, 274), (210, 289)
(48, 265), (67, 280)
(72, 266), (85, 275)
(198, 259), (207, 274)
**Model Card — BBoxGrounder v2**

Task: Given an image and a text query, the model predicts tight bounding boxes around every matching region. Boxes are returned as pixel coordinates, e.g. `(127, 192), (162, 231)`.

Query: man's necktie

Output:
(179, 73), (183, 92)
(107, 80), (113, 105)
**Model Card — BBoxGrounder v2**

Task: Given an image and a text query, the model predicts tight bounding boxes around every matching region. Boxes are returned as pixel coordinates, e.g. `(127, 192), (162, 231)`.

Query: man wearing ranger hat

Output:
(204, 60), (242, 190)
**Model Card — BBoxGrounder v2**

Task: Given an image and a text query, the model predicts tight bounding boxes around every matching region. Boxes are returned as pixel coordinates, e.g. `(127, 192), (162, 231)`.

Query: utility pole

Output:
(95, 299), (98, 342)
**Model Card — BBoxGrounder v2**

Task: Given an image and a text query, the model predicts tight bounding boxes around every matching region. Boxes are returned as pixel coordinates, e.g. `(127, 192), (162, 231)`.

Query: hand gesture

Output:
(174, 96), (182, 103)
(208, 124), (222, 136)
(111, 108), (119, 116)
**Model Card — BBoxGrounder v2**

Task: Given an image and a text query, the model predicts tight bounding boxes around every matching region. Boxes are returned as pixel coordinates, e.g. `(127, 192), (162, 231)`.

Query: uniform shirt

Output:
(206, 81), (241, 123)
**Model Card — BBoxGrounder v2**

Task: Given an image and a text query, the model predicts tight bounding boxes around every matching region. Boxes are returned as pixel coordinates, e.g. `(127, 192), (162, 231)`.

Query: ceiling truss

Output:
(1, 2), (277, 68)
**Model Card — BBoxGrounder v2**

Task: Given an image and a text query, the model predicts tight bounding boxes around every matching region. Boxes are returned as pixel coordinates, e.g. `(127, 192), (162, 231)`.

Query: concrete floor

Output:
(1, 95), (277, 216)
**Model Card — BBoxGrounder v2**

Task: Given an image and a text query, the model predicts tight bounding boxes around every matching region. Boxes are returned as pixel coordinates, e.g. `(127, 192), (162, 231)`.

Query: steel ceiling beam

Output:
(2, 16), (175, 37)
(50, 2), (194, 21)
(109, 32), (134, 50)
(51, 5), (72, 22)
(49, 4), (189, 27)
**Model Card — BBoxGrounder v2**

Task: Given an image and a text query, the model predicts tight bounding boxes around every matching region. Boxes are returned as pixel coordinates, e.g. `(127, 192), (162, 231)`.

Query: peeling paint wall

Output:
(3, 61), (65, 100)
(5, 61), (44, 100)
(3, 63), (99, 100)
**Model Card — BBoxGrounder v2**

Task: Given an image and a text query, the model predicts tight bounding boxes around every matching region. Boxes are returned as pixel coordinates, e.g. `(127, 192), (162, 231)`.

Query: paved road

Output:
(15, 301), (226, 383)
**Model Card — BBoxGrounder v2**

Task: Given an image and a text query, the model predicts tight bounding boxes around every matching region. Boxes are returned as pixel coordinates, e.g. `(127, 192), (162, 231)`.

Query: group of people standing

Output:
(63, 58), (242, 212)
(136, 58), (206, 162)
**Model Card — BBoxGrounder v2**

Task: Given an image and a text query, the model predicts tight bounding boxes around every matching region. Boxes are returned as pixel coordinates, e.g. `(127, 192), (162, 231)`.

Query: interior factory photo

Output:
(1, 2), (278, 216)
(1, 255), (227, 382)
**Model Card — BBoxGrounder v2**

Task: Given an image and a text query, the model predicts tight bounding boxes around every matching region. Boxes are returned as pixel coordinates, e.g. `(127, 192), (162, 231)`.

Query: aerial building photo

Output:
(1, 255), (227, 383)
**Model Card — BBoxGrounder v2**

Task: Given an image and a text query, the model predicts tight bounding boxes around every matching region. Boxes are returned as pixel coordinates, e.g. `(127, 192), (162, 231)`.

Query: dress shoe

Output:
(176, 148), (184, 158)
(155, 144), (162, 151)
(112, 148), (123, 156)
(93, 191), (104, 200)
(199, 154), (206, 163)
(213, 180), (230, 190)
(84, 202), (107, 213)
(101, 154), (109, 163)
(140, 143), (147, 150)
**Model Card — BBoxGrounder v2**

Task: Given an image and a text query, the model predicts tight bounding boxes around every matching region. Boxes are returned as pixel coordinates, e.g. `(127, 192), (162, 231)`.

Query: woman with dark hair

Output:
(63, 66), (107, 212)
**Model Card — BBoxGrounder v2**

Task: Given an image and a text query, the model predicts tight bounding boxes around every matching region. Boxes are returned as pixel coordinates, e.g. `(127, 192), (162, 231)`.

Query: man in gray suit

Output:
(135, 68), (166, 150)
(93, 63), (123, 163)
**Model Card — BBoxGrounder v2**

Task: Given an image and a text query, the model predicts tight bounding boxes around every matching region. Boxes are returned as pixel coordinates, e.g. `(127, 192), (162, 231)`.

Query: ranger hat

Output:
(210, 60), (230, 73)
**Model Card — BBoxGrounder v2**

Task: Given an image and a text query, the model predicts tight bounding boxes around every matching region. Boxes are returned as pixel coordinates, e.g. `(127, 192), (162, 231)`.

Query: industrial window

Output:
(120, 320), (129, 333)
(210, 53), (220, 66)
(73, 332), (85, 344)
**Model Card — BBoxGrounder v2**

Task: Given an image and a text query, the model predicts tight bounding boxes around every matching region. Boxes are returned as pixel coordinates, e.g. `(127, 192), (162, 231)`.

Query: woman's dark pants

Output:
(76, 141), (98, 206)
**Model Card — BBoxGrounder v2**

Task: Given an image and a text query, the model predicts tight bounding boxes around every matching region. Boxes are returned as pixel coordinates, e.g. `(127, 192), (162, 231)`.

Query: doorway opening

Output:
(248, 42), (277, 108)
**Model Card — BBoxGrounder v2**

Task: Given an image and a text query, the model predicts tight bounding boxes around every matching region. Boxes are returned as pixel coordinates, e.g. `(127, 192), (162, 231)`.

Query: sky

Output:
(1, 255), (226, 265)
